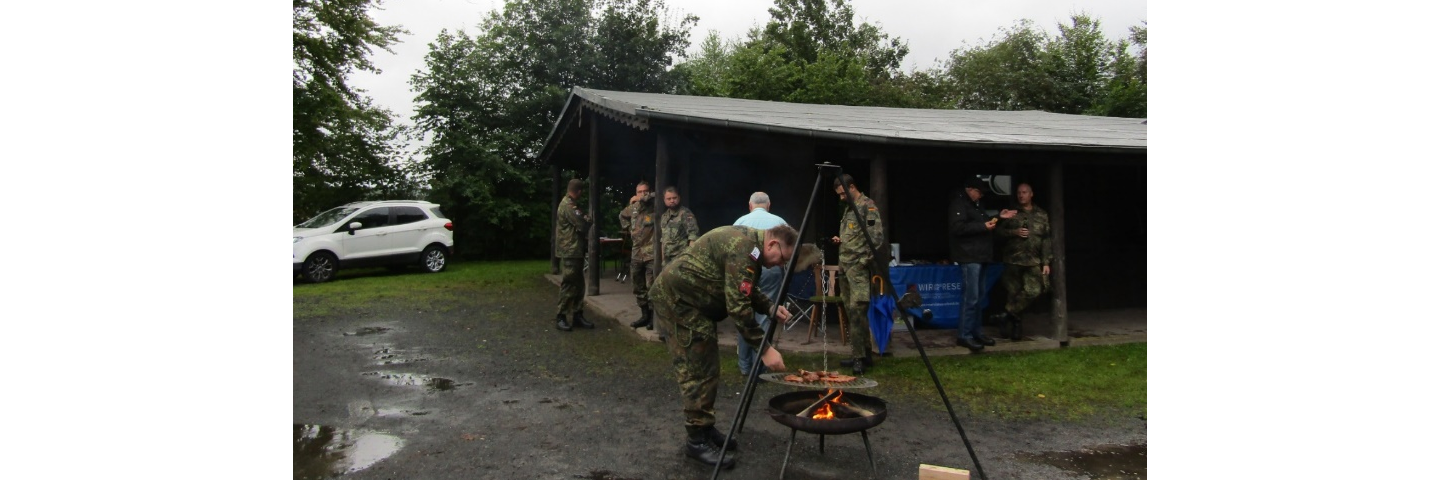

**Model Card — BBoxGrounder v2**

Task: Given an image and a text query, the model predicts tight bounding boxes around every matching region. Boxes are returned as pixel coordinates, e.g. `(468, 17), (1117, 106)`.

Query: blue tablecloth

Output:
(887, 264), (1005, 329)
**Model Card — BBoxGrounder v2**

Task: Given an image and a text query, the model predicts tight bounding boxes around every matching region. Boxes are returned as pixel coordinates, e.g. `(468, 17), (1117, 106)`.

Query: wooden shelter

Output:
(541, 87), (1146, 342)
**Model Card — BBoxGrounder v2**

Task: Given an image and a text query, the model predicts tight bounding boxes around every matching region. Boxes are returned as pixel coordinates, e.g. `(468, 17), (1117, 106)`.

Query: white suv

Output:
(293, 200), (455, 283)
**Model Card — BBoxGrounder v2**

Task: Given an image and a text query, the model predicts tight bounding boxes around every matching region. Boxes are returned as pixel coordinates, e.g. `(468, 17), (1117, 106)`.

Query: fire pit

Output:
(767, 389), (888, 478)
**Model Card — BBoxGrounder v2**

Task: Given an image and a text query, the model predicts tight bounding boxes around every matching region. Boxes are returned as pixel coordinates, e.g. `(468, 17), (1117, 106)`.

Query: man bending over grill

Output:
(651, 224), (818, 469)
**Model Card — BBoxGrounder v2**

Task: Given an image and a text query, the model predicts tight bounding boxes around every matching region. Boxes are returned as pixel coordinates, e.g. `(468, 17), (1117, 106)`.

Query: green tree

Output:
(1043, 14), (1111, 114)
(1089, 23), (1146, 117)
(409, 0), (695, 259)
(670, 31), (736, 97)
(945, 19), (1052, 111)
(678, 0), (908, 106)
(1088, 33), (1146, 117)
(293, 0), (417, 222)
(869, 68), (959, 109)
(722, 36), (802, 102)
(941, 14), (1147, 117)
(1131, 23), (1147, 83)
(761, 0), (906, 77)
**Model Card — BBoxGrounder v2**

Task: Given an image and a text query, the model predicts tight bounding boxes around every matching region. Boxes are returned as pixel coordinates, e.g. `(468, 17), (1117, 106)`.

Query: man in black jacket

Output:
(948, 178), (1014, 351)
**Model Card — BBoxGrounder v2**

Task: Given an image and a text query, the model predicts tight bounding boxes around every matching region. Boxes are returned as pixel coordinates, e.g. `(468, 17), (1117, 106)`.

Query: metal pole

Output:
(713, 163), (835, 480)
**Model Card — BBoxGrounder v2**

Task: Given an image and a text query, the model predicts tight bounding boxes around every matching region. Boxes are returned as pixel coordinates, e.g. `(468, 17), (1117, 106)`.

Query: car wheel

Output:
(421, 245), (448, 273)
(302, 251), (338, 283)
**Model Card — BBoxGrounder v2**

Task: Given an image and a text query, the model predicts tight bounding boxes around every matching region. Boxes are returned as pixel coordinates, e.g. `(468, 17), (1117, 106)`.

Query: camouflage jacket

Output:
(619, 199), (656, 262)
(555, 195), (589, 259)
(838, 193), (884, 265)
(656, 226), (775, 347)
(996, 206), (1053, 267)
(660, 205), (699, 260)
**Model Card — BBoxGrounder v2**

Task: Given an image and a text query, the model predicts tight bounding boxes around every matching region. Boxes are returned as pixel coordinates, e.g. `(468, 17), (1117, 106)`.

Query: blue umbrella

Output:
(868, 293), (897, 354)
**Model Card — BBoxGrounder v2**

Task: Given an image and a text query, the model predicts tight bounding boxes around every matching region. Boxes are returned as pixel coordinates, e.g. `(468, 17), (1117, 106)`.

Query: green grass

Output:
(787, 343), (1148, 421)
(293, 259), (1146, 422)
(292, 260), (553, 319)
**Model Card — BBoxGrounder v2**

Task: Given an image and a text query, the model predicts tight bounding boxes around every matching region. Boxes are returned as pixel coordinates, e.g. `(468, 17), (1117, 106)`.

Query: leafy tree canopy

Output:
(293, 0), (417, 222)
(943, 14), (1145, 117)
(409, 0), (695, 259)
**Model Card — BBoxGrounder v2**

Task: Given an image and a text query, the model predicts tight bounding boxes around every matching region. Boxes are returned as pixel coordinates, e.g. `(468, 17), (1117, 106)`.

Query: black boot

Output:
(555, 314), (572, 332)
(572, 311), (595, 329)
(704, 426), (738, 452)
(686, 426), (736, 469)
(629, 307), (653, 329)
(1006, 313), (1022, 341)
(956, 336), (984, 352)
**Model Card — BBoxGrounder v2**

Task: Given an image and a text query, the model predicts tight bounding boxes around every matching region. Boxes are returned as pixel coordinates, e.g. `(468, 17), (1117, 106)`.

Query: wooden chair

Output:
(807, 264), (848, 343)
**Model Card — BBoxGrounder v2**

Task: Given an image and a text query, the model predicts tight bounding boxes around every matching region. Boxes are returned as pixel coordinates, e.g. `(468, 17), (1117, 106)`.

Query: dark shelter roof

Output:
(543, 87), (1147, 311)
(546, 87), (1146, 156)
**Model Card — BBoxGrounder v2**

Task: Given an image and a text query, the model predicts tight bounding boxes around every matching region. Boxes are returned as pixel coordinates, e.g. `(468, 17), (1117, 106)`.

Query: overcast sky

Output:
(350, 0), (1147, 135)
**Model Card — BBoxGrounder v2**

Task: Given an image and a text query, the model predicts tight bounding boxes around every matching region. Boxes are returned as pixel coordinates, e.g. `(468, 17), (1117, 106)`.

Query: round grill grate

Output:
(759, 372), (879, 389)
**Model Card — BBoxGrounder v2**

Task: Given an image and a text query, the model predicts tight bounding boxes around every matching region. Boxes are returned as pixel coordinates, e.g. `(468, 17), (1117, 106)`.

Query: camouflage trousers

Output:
(630, 258), (655, 308)
(837, 259), (874, 358)
(1001, 264), (1049, 315)
(557, 258), (584, 316)
(650, 282), (720, 428)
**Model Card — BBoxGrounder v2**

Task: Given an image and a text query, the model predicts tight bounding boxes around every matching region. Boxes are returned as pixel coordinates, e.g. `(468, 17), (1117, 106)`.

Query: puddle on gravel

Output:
(294, 424), (404, 479)
(345, 327), (391, 336)
(1020, 444), (1146, 479)
(372, 348), (428, 366)
(363, 372), (470, 392)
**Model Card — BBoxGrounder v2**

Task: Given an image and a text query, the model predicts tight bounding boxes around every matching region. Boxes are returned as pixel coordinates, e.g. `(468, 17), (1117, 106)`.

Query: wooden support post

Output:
(550, 164), (561, 275)
(870, 155), (890, 264)
(654, 131), (670, 270)
(587, 112), (601, 296)
(1049, 162), (1069, 345)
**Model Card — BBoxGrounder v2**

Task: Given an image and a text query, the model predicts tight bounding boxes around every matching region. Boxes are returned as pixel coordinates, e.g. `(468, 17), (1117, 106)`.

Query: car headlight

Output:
(294, 237), (303, 244)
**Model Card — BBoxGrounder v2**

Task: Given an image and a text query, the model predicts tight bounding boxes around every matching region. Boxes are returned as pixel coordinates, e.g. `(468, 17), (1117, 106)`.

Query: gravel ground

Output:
(293, 275), (1145, 479)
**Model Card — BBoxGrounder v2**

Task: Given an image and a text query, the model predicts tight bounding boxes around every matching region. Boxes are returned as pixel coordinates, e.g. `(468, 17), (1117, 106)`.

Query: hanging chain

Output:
(819, 253), (829, 373)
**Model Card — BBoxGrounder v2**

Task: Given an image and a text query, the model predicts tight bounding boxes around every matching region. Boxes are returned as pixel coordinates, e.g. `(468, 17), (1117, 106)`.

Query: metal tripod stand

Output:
(711, 163), (989, 480)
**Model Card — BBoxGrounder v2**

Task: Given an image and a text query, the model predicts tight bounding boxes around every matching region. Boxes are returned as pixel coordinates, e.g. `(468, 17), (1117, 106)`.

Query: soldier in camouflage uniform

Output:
(659, 186), (699, 265)
(654, 186), (701, 340)
(829, 174), (884, 375)
(993, 183), (1052, 341)
(620, 181), (658, 329)
(651, 224), (810, 469)
(554, 179), (593, 331)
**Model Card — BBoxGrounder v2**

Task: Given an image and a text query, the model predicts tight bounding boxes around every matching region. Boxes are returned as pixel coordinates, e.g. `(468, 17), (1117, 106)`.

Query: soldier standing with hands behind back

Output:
(659, 187), (700, 265)
(554, 179), (593, 331)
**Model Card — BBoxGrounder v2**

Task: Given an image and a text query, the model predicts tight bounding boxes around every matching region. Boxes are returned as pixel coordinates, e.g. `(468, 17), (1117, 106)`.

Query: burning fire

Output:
(812, 403), (834, 419)
(811, 389), (845, 420)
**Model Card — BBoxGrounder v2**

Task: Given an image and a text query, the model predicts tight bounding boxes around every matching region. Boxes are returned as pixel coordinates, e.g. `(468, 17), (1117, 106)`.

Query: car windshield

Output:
(297, 207), (359, 228)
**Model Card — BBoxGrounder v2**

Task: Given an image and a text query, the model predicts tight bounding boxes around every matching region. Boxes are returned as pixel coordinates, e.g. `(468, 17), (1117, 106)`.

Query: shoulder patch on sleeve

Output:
(740, 279), (752, 296)
(750, 247), (760, 260)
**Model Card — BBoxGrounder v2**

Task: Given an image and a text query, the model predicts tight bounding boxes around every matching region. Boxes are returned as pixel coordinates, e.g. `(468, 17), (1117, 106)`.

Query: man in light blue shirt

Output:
(732, 192), (788, 376)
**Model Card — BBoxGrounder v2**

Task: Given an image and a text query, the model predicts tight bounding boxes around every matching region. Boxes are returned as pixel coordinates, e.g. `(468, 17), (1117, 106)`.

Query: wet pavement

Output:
(294, 272), (1147, 479)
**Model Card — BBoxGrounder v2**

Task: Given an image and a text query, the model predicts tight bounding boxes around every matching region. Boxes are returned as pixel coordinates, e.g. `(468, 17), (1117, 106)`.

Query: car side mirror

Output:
(348, 221), (362, 234)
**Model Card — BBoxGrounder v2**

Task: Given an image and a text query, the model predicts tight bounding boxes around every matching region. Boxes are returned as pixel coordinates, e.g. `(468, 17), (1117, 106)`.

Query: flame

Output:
(810, 389), (843, 420)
